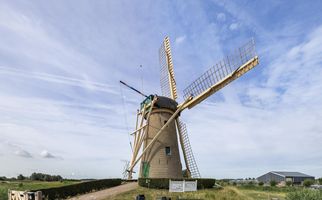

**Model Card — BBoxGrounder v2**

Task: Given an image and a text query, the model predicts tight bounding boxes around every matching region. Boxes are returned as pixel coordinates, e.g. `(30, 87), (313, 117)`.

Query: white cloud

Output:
(15, 149), (32, 158)
(40, 150), (56, 159)
(216, 13), (226, 22)
(175, 35), (186, 45)
(229, 22), (239, 30)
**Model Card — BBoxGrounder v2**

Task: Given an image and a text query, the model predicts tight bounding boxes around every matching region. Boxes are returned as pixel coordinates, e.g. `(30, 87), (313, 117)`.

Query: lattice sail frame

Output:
(183, 39), (257, 100)
(176, 119), (201, 178)
(159, 37), (200, 178)
(159, 37), (178, 100)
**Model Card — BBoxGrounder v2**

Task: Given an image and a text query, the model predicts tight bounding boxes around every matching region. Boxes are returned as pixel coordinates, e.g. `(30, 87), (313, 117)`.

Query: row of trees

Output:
(0, 173), (63, 181)
(30, 172), (63, 181)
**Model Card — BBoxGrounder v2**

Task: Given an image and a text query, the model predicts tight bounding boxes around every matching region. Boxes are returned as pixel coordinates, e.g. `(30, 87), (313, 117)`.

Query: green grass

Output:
(0, 180), (79, 200)
(108, 186), (286, 200)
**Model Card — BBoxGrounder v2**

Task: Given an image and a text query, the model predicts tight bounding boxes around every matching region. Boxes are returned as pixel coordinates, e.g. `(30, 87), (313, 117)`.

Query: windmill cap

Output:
(154, 95), (178, 112)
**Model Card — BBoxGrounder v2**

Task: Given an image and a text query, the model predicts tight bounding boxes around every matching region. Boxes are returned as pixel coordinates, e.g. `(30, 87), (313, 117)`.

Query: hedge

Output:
(138, 178), (216, 189)
(286, 189), (322, 200)
(31, 178), (122, 200)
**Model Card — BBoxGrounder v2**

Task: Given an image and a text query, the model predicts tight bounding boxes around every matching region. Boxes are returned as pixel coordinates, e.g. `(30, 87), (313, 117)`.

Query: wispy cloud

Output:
(216, 13), (226, 22)
(0, 66), (117, 94)
(15, 149), (33, 158)
(175, 35), (186, 45)
(2, 141), (33, 158)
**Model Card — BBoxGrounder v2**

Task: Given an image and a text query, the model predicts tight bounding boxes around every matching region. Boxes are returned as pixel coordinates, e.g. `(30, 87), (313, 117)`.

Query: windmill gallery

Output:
(120, 37), (259, 180)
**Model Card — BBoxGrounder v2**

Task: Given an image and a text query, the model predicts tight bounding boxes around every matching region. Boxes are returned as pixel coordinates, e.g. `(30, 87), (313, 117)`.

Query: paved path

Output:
(68, 182), (138, 200)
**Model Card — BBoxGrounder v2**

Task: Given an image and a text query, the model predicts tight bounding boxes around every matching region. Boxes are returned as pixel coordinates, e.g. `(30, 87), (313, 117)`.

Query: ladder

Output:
(177, 120), (201, 178)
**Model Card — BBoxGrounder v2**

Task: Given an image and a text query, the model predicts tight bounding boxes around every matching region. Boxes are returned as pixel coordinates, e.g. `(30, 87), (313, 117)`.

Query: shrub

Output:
(303, 179), (314, 187)
(138, 178), (216, 189)
(32, 178), (121, 200)
(258, 181), (264, 186)
(182, 169), (190, 178)
(286, 181), (292, 186)
(318, 178), (322, 185)
(270, 180), (277, 187)
(286, 189), (322, 200)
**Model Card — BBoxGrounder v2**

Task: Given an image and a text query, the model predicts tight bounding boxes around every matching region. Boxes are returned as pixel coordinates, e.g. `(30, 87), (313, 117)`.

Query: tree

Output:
(303, 179), (314, 187)
(286, 181), (292, 186)
(44, 174), (51, 181)
(17, 174), (25, 180)
(30, 172), (40, 181)
(258, 182), (264, 186)
(30, 172), (63, 181)
(56, 175), (63, 181)
(270, 180), (277, 187)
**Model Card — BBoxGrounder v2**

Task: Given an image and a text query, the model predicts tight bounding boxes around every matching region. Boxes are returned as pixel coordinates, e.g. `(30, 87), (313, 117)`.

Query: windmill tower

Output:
(123, 37), (259, 179)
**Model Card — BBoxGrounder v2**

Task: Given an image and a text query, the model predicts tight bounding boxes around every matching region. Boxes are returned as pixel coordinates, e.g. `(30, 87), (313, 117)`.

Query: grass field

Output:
(2, 181), (320, 200)
(0, 180), (79, 200)
(108, 186), (286, 200)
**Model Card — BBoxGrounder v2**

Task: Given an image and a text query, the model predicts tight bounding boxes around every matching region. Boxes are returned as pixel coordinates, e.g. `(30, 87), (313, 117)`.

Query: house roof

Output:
(271, 171), (314, 178)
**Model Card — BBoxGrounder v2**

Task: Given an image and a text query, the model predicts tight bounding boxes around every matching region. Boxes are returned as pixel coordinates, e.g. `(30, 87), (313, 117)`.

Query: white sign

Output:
(169, 180), (197, 192)
(169, 180), (184, 192)
(184, 180), (197, 192)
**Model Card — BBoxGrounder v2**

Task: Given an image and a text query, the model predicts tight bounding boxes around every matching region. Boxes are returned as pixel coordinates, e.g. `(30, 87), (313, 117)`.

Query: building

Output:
(257, 171), (315, 184)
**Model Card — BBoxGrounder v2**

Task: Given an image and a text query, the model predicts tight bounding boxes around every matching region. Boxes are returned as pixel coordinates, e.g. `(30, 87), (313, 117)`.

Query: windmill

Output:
(122, 37), (259, 179)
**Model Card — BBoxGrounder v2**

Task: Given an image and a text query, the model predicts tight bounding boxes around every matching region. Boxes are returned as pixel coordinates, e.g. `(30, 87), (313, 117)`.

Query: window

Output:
(165, 146), (171, 156)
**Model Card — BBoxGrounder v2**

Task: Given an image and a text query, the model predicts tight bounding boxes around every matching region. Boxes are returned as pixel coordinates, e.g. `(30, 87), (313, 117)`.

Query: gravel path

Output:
(68, 182), (138, 200)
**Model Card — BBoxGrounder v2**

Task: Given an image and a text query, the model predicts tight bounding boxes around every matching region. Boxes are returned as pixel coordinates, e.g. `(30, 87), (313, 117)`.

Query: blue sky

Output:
(0, 0), (322, 179)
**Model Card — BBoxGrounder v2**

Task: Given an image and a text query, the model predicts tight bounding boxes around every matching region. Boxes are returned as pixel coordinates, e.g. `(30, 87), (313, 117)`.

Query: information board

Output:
(169, 180), (197, 192)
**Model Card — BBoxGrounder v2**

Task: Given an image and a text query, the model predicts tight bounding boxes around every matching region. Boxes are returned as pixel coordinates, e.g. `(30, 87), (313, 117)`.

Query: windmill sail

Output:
(182, 38), (259, 109)
(159, 37), (200, 178)
(159, 37), (178, 100)
(176, 119), (201, 178)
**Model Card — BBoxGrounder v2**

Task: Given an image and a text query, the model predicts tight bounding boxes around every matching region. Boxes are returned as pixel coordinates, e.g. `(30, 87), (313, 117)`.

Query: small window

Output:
(165, 146), (171, 156)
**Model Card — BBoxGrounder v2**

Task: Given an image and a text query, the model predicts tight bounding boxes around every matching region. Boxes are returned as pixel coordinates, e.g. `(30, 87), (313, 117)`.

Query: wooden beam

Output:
(130, 124), (147, 136)
(131, 98), (156, 168)
(128, 97), (157, 179)
(129, 104), (147, 171)
(164, 37), (177, 100)
(179, 56), (259, 110)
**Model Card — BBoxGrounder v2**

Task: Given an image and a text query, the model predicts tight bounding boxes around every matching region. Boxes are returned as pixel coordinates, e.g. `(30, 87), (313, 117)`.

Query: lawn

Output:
(0, 180), (79, 200)
(108, 186), (286, 200)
